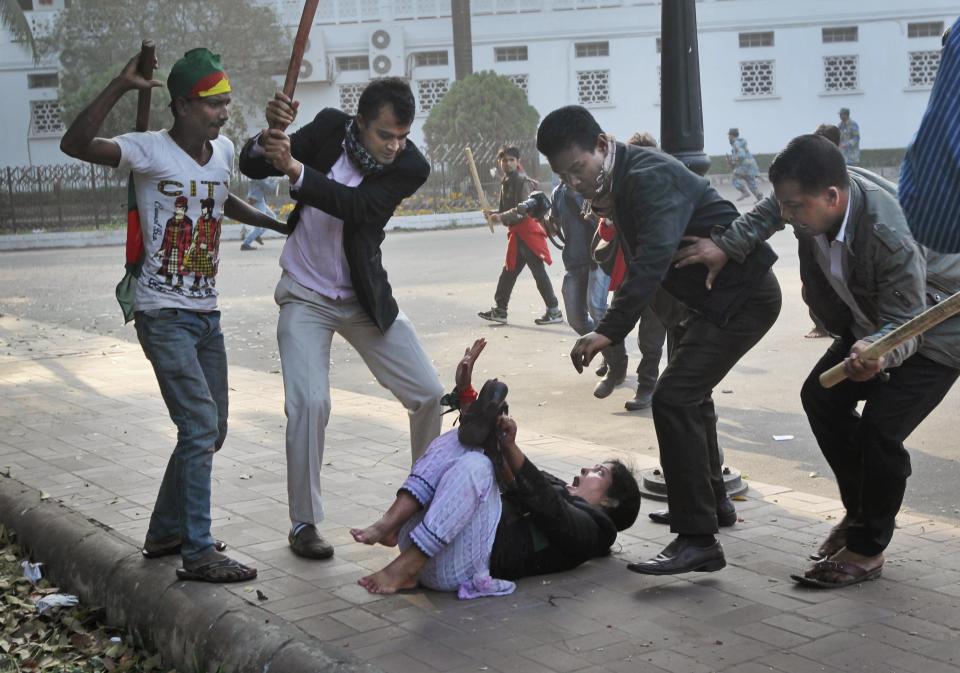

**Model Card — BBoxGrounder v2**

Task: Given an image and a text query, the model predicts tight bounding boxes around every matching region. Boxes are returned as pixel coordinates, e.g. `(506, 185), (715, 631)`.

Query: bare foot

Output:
(358, 566), (418, 594)
(357, 544), (429, 594)
(350, 521), (399, 547)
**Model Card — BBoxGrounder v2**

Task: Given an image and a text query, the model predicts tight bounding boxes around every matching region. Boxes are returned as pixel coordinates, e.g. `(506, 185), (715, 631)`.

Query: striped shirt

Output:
(899, 16), (960, 253)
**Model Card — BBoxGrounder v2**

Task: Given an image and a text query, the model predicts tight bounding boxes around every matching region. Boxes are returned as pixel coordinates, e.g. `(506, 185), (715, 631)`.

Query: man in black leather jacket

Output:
(239, 78), (444, 561)
(537, 105), (782, 576)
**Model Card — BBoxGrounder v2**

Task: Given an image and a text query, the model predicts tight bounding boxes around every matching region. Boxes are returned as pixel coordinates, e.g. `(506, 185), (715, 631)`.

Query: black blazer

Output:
(239, 108), (430, 332)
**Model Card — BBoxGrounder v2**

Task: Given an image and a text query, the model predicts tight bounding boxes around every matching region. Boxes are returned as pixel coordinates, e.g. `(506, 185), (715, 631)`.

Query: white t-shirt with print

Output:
(115, 130), (234, 312)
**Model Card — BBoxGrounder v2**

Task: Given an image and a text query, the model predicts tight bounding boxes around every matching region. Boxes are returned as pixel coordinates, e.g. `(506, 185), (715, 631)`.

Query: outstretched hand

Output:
(455, 338), (487, 391)
(672, 236), (729, 290)
(570, 332), (612, 373)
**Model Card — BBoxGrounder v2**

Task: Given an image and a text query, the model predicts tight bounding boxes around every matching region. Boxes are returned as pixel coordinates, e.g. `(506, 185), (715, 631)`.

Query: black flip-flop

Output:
(176, 557), (257, 583)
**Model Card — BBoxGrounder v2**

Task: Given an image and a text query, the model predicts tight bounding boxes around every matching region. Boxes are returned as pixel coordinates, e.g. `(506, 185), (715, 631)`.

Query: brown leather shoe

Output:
(289, 525), (334, 560)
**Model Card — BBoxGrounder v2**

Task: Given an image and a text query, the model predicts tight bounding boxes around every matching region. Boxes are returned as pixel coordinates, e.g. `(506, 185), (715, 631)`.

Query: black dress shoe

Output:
(627, 537), (726, 575)
(647, 496), (738, 527)
(289, 525), (334, 559)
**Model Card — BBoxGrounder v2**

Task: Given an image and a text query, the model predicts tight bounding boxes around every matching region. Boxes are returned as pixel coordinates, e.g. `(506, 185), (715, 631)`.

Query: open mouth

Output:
(572, 476), (580, 487)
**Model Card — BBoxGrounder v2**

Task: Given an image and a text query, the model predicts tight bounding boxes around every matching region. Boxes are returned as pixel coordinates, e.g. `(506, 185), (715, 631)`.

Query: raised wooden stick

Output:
(134, 40), (156, 132)
(464, 147), (494, 233)
(272, 0), (321, 130)
(820, 289), (960, 388)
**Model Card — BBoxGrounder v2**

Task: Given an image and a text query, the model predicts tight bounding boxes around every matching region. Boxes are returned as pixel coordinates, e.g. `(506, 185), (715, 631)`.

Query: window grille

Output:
(822, 26), (858, 43)
(739, 31), (774, 48)
(739, 60), (775, 97)
(495, 46), (528, 62)
(417, 78), (450, 113)
(575, 41), (609, 58)
(908, 21), (944, 38)
(335, 55), (369, 71)
(577, 69), (610, 105)
(29, 100), (64, 136)
(413, 51), (449, 67)
(909, 50), (941, 88)
(823, 55), (859, 92)
(507, 74), (528, 95)
(339, 83), (366, 115)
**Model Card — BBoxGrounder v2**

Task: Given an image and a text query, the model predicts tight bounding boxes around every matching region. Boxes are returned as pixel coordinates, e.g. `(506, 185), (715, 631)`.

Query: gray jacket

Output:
(712, 170), (960, 370)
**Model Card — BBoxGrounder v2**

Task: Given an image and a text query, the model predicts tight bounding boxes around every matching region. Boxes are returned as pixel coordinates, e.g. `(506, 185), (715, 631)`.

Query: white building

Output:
(2, 0), (958, 167)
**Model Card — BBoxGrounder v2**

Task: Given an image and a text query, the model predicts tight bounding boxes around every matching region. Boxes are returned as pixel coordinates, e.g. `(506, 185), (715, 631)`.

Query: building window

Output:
(17, 0), (33, 9)
(28, 72), (58, 88)
(823, 55), (859, 92)
(494, 46), (528, 62)
(417, 78), (450, 113)
(335, 55), (370, 72)
(908, 21), (944, 38)
(822, 26), (858, 43)
(739, 31), (774, 48)
(909, 50), (941, 88)
(577, 69), (610, 105)
(575, 41), (609, 58)
(413, 51), (448, 67)
(506, 73), (528, 95)
(739, 60), (775, 97)
(29, 100), (64, 136)
(338, 83), (366, 115)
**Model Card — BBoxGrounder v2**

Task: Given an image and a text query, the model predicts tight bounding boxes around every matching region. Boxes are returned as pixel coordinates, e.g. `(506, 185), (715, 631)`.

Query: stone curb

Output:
(0, 475), (382, 673)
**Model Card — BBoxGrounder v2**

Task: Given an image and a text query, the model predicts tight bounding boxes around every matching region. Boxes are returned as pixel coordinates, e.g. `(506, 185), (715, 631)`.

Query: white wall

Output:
(3, 0), (959, 166)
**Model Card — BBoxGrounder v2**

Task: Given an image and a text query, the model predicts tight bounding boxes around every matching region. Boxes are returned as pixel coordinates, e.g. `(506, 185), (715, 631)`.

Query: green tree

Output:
(1, 0), (36, 58)
(44, 0), (288, 143)
(422, 71), (539, 151)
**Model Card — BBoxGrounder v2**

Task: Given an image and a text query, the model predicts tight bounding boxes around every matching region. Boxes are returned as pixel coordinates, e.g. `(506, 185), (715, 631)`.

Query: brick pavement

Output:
(1, 313), (958, 673)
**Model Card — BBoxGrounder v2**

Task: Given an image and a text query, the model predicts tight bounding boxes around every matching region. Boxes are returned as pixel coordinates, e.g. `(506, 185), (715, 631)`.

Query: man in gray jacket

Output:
(676, 134), (960, 588)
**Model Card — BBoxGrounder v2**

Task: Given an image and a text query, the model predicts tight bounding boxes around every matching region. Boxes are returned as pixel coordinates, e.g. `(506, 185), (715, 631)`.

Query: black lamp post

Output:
(660, 0), (711, 176)
(639, 0), (747, 501)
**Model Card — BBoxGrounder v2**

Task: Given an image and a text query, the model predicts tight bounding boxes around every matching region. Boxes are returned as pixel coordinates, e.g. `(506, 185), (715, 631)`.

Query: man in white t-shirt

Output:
(60, 48), (281, 583)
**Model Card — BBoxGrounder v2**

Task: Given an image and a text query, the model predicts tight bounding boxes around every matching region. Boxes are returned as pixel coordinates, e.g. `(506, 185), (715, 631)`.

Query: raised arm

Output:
(60, 53), (162, 167)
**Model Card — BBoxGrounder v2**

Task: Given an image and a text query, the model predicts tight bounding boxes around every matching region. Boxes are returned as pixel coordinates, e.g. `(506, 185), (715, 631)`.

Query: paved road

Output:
(2, 212), (958, 523)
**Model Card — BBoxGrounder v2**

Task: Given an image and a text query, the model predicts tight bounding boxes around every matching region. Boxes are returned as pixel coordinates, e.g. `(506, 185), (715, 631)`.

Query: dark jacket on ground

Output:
(489, 457), (617, 581)
(238, 108), (430, 333)
(595, 143), (778, 344)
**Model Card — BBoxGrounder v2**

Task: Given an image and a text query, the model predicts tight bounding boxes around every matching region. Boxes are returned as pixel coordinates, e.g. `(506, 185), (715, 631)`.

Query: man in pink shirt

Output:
(239, 79), (444, 560)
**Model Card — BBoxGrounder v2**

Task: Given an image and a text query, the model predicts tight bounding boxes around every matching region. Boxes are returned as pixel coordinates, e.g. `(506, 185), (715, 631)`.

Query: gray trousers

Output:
(275, 273), (444, 525)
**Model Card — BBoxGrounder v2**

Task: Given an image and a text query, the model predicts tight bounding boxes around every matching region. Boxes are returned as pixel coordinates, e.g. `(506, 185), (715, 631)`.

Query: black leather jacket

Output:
(595, 143), (778, 343)
(239, 108), (430, 333)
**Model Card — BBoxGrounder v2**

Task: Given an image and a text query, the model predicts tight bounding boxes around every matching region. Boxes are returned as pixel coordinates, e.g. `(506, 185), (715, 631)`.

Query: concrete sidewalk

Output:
(1, 313), (958, 673)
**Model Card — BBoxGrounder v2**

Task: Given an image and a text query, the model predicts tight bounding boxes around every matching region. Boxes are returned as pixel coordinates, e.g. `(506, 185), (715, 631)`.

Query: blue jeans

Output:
(562, 265), (627, 368)
(242, 199), (274, 247)
(134, 308), (228, 560)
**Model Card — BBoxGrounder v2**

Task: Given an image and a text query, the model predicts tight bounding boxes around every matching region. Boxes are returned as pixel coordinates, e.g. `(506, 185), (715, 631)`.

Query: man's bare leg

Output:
(351, 491), (420, 547)
(358, 544), (429, 594)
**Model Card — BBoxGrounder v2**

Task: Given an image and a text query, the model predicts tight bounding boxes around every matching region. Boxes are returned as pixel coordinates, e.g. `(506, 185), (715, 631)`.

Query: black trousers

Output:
(494, 238), (558, 310)
(653, 271), (782, 535)
(801, 338), (959, 556)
